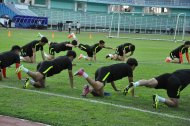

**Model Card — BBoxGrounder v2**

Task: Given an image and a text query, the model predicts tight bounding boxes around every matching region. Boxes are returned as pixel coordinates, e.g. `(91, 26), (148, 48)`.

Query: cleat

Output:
(105, 55), (109, 59)
(153, 94), (159, 109)
(165, 57), (171, 63)
(81, 85), (90, 97)
(15, 65), (24, 74)
(123, 82), (134, 95)
(74, 68), (84, 76)
(23, 78), (30, 89)
(78, 54), (83, 60)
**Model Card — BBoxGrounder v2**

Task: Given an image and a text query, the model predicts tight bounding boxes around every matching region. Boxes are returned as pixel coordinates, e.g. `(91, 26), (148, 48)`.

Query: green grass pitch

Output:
(0, 28), (190, 126)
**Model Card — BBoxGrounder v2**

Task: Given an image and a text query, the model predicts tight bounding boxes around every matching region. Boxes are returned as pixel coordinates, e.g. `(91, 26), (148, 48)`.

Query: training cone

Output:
(52, 32), (54, 39)
(89, 33), (92, 39)
(8, 31), (11, 37)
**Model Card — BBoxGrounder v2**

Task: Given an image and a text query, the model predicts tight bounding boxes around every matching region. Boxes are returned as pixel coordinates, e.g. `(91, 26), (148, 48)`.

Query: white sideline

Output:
(0, 85), (190, 122)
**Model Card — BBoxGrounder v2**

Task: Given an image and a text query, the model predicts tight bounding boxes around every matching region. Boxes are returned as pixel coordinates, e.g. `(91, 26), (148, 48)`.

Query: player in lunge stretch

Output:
(16, 50), (76, 89)
(0, 45), (22, 81)
(124, 69), (190, 109)
(106, 43), (135, 61)
(165, 41), (190, 63)
(74, 58), (138, 97)
(20, 37), (48, 63)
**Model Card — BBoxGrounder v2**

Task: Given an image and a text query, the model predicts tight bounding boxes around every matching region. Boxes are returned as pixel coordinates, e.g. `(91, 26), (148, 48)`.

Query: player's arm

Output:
(15, 63), (21, 80)
(32, 48), (36, 63)
(179, 51), (183, 63)
(128, 77), (134, 97)
(68, 70), (74, 88)
(125, 51), (134, 58)
(111, 81), (120, 91)
(93, 51), (96, 61)
(185, 50), (190, 63)
(41, 50), (45, 61)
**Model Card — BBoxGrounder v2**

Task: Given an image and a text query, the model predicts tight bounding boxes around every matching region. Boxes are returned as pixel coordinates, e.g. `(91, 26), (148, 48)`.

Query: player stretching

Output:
(16, 50), (76, 88)
(0, 45), (22, 81)
(78, 40), (114, 61)
(106, 43), (135, 61)
(165, 41), (190, 63)
(74, 58), (138, 97)
(44, 40), (78, 60)
(124, 69), (190, 108)
(20, 37), (48, 63)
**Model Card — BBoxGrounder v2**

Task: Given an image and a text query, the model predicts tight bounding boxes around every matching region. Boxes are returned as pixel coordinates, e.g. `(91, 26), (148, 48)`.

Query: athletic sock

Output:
(83, 55), (87, 59)
(133, 81), (140, 88)
(82, 72), (88, 79)
(108, 54), (113, 57)
(157, 95), (166, 103)
(29, 79), (35, 85)
(22, 66), (29, 73)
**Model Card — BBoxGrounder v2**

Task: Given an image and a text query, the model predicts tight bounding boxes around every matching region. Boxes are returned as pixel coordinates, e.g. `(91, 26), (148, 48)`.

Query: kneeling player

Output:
(125, 69), (190, 108)
(0, 45), (21, 81)
(74, 58), (138, 97)
(16, 50), (76, 88)
(106, 43), (135, 61)
(20, 37), (48, 63)
(78, 40), (114, 61)
(165, 41), (190, 63)
(44, 40), (78, 60)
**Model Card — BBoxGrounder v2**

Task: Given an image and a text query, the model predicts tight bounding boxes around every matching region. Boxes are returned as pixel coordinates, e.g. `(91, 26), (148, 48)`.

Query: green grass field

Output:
(0, 28), (190, 126)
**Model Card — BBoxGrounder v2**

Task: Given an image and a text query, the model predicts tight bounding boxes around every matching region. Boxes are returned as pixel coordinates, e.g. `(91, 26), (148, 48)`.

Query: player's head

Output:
(66, 50), (76, 60)
(126, 58), (138, 70)
(11, 45), (21, 55)
(40, 37), (48, 45)
(99, 40), (105, 47)
(129, 45), (135, 51)
(71, 40), (78, 46)
(184, 41), (190, 47)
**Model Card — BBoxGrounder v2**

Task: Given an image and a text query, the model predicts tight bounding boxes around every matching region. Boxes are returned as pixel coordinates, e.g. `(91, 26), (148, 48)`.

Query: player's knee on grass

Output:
(91, 89), (104, 97)
(35, 72), (44, 81)
(168, 98), (179, 107)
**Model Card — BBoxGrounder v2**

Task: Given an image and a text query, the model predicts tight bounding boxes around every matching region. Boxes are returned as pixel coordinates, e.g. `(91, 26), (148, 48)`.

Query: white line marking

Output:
(0, 85), (190, 122)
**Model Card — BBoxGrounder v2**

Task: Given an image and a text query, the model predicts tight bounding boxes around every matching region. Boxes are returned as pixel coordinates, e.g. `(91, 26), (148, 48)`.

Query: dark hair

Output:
(130, 45), (135, 51)
(99, 40), (105, 44)
(66, 50), (76, 59)
(126, 58), (138, 67)
(71, 40), (78, 46)
(41, 37), (48, 43)
(11, 45), (21, 51)
(184, 41), (190, 45)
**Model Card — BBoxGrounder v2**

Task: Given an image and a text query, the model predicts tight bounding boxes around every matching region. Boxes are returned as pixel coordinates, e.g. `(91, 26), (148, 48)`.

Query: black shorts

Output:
(49, 46), (55, 55)
(79, 44), (93, 57)
(21, 49), (33, 57)
(95, 68), (111, 84)
(155, 73), (183, 98)
(115, 48), (123, 56)
(0, 59), (2, 69)
(37, 61), (54, 77)
(169, 52), (179, 59)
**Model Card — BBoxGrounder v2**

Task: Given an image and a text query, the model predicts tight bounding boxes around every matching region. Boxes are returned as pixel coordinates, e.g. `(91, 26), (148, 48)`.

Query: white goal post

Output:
(108, 12), (186, 42)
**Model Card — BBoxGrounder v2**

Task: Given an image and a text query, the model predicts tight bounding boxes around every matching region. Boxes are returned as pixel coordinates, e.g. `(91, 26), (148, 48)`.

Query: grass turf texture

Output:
(0, 28), (190, 126)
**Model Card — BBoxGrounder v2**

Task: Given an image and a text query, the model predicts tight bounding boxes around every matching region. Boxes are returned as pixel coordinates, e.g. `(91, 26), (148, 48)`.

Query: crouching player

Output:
(74, 58), (138, 97)
(44, 40), (78, 60)
(0, 45), (21, 81)
(165, 41), (190, 63)
(16, 50), (76, 88)
(124, 69), (190, 108)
